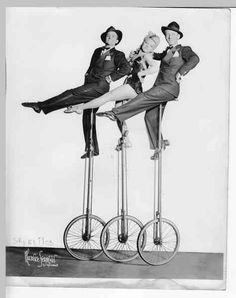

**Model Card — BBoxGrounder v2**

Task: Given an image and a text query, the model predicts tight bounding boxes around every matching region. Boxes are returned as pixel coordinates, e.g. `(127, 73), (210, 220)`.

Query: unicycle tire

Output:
(63, 214), (108, 261)
(100, 215), (144, 263)
(137, 217), (180, 266)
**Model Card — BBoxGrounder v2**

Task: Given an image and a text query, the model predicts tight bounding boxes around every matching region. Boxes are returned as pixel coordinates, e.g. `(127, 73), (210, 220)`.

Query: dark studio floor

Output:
(6, 246), (224, 281)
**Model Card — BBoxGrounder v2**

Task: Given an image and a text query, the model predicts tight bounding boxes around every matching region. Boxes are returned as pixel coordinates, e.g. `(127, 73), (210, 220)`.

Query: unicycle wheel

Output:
(137, 217), (180, 266)
(100, 215), (143, 262)
(63, 214), (108, 261)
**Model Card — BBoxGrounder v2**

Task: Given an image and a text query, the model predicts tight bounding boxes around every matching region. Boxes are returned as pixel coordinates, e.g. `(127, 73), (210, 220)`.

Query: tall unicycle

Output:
(63, 109), (108, 260)
(137, 103), (180, 265)
(100, 121), (143, 262)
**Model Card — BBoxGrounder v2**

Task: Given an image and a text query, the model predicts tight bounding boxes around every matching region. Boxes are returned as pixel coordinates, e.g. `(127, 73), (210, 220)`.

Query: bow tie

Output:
(101, 47), (110, 56)
(167, 46), (175, 51)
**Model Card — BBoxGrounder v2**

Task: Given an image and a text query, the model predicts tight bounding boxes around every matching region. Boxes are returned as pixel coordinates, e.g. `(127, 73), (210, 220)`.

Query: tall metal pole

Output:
(120, 122), (128, 237)
(153, 104), (163, 242)
(85, 109), (95, 237)
(158, 104), (163, 217)
(157, 104), (163, 240)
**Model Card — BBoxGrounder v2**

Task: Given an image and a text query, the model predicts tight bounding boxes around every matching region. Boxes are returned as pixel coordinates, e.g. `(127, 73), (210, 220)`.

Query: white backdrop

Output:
(6, 7), (229, 253)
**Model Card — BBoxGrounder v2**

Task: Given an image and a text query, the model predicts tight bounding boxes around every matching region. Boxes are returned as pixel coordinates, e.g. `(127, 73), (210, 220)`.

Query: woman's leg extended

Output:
(81, 84), (137, 110)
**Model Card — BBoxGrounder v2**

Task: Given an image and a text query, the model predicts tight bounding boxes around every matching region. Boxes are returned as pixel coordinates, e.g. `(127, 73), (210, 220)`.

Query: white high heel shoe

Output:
(64, 104), (84, 114)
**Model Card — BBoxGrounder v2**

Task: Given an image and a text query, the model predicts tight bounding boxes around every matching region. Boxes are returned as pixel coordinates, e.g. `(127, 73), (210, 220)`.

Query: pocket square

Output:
(105, 55), (111, 61)
(173, 51), (179, 57)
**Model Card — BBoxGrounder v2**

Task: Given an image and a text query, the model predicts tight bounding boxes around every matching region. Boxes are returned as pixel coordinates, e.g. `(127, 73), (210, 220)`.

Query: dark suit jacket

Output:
(153, 45), (200, 97)
(85, 47), (131, 85)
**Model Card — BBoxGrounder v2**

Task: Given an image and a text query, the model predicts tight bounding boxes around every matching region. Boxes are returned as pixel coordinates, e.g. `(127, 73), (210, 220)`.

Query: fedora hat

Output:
(101, 26), (123, 45)
(161, 21), (183, 39)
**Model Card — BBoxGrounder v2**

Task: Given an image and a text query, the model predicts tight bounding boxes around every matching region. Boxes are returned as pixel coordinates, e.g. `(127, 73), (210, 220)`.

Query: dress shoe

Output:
(96, 111), (117, 121)
(22, 102), (41, 113)
(81, 151), (99, 159)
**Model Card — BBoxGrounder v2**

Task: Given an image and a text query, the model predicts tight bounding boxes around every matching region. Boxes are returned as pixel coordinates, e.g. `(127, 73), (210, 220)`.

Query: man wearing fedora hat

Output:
(22, 26), (131, 158)
(97, 22), (200, 156)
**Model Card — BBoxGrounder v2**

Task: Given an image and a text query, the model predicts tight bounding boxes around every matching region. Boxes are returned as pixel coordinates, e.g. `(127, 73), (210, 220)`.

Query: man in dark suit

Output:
(22, 26), (131, 158)
(97, 22), (200, 155)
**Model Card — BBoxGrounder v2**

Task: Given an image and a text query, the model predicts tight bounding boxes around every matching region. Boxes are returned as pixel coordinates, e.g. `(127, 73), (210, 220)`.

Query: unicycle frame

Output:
(136, 102), (180, 265)
(63, 108), (108, 261)
(100, 113), (143, 263)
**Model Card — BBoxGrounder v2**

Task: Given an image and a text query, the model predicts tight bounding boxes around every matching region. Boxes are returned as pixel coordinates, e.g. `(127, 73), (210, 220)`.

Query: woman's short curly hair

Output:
(143, 31), (160, 48)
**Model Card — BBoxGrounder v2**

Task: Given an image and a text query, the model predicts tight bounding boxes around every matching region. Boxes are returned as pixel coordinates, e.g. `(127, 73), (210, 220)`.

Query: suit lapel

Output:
(94, 47), (115, 65)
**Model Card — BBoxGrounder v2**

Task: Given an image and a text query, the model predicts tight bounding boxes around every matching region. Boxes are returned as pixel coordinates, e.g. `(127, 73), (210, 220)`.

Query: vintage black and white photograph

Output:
(5, 7), (229, 291)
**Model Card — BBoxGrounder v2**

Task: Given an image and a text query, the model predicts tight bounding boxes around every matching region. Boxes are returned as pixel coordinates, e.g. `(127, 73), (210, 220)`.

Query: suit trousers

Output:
(82, 108), (99, 153)
(112, 86), (175, 149)
(39, 81), (109, 153)
(144, 103), (167, 150)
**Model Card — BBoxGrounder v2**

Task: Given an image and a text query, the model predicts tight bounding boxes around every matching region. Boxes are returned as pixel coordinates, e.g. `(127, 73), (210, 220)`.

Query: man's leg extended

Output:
(39, 83), (104, 114)
(112, 87), (175, 122)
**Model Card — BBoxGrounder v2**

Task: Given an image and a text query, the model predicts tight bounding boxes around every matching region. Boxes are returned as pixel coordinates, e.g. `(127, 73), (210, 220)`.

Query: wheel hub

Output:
(82, 233), (91, 241)
(118, 233), (128, 243)
(154, 238), (162, 245)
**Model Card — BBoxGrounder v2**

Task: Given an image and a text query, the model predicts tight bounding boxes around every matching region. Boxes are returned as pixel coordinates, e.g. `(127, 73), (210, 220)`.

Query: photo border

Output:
(1, 1), (236, 298)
